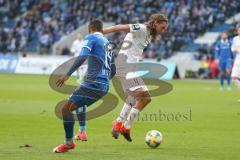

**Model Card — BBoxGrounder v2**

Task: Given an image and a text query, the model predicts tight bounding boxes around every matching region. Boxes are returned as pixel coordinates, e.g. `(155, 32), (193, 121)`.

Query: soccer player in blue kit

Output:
(215, 32), (234, 91)
(53, 19), (115, 153)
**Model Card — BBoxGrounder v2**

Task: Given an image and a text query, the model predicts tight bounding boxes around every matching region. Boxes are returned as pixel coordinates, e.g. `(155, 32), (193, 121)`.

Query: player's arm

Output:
(66, 53), (88, 76)
(56, 37), (94, 87)
(214, 42), (220, 60)
(56, 50), (89, 87)
(103, 24), (130, 34)
(110, 63), (116, 79)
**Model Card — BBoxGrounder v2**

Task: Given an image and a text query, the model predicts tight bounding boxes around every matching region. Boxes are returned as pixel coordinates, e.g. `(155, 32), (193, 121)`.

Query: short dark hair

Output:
(89, 19), (103, 31)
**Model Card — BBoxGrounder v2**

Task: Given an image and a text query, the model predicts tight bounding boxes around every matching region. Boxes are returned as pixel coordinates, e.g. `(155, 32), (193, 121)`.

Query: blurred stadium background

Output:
(1, 1), (240, 160)
(0, 0), (240, 78)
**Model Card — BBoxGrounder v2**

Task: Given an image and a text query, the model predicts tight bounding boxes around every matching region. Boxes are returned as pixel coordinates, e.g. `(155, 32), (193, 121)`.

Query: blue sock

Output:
(226, 75), (231, 87)
(220, 75), (224, 87)
(63, 113), (75, 143)
(76, 105), (86, 133)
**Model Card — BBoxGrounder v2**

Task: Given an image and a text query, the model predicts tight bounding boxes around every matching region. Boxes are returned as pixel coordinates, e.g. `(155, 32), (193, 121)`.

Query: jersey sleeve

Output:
(66, 55), (87, 76)
(81, 36), (95, 55)
(129, 24), (145, 33)
(67, 36), (94, 76)
(214, 41), (220, 60)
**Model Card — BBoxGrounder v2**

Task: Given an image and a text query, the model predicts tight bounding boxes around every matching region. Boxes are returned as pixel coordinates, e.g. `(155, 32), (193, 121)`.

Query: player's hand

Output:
(56, 75), (69, 87)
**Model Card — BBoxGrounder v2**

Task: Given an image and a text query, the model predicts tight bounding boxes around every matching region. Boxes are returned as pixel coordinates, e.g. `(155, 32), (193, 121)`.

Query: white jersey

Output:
(231, 36), (240, 61)
(119, 24), (151, 63)
(231, 36), (240, 78)
(116, 24), (151, 91)
(70, 39), (83, 57)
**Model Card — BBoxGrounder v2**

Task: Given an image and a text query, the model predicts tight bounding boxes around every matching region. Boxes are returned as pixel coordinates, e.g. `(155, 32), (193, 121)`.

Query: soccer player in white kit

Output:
(231, 26), (240, 88)
(103, 13), (168, 141)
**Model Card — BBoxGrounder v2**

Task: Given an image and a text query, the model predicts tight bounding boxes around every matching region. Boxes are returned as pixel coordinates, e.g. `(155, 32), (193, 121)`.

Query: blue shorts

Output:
(219, 60), (232, 72)
(69, 82), (109, 108)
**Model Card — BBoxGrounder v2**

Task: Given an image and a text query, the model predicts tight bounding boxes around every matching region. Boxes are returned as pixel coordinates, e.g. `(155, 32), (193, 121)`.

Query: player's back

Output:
(83, 32), (112, 88)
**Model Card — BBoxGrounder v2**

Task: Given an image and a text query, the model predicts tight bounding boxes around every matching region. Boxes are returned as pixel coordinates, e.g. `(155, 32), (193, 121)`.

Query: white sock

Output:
(116, 103), (132, 122)
(234, 79), (240, 88)
(124, 107), (140, 129)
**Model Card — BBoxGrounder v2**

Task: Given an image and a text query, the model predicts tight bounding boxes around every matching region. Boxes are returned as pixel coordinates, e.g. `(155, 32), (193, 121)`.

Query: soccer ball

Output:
(145, 130), (163, 148)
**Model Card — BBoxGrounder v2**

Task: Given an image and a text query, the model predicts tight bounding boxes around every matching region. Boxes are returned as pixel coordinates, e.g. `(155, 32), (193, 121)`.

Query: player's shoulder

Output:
(138, 23), (147, 28)
(85, 32), (105, 40)
(83, 34), (99, 45)
(130, 23), (147, 31)
(84, 34), (96, 40)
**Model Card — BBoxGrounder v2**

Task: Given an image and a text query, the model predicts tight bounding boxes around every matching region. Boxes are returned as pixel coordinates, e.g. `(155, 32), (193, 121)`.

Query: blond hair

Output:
(146, 13), (168, 40)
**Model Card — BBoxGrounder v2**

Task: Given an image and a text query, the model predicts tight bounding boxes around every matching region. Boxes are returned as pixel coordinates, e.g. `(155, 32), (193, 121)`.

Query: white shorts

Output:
(116, 74), (148, 92)
(115, 53), (148, 92)
(231, 60), (240, 78)
(125, 77), (148, 91)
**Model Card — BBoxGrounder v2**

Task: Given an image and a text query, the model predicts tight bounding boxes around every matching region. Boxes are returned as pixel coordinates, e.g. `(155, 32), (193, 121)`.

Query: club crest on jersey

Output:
(132, 24), (140, 30)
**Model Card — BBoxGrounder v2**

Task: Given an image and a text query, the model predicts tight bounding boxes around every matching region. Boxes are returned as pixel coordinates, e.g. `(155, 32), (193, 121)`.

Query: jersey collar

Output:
(221, 39), (228, 43)
(94, 32), (103, 36)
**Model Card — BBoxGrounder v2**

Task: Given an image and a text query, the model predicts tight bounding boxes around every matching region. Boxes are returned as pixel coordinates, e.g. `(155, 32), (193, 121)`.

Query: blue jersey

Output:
(214, 39), (233, 62)
(82, 32), (112, 83)
(67, 32), (113, 90)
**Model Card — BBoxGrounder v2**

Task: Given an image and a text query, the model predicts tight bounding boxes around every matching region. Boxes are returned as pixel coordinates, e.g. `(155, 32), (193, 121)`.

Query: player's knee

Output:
(141, 94), (151, 105)
(61, 100), (75, 114)
(145, 96), (151, 104)
(144, 91), (151, 104)
(61, 106), (68, 115)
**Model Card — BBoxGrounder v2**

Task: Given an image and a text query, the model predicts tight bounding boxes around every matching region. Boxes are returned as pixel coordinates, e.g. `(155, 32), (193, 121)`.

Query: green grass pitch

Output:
(0, 73), (240, 160)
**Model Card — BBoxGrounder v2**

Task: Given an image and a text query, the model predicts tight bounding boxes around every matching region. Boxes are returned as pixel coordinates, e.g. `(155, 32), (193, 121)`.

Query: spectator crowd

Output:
(0, 0), (240, 59)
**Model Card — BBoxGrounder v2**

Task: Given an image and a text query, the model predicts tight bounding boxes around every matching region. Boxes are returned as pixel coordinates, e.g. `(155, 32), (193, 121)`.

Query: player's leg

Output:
(231, 61), (240, 88)
(75, 106), (87, 141)
(219, 61), (225, 91)
(226, 61), (232, 91)
(220, 72), (225, 90)
(73, 85), (108, 141)
(120, 86), (151, 142)
(53, 100), (78, 153)
(123, 88), (151, 125)
(54, 86), (92, 153)
(112, 75), (151, 141)
(112, 96), (135, 139)
(53, 81), (108, 153)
